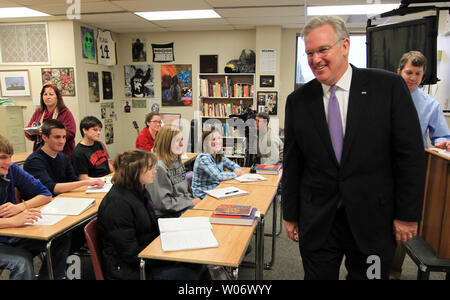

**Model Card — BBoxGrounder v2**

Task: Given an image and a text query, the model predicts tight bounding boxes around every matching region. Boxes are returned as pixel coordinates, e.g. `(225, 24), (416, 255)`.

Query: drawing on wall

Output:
(41, 68), (76, 96)
(0, 70), (31, 97)
(102, 71), (113, 99)
(161, 64), (192, 106)
(81, 26), (96, 62)
(104, 118), (114, 144)
(101, 102), (114, 120)
(124, 65), (154, 98)
(132, 38), (146, 62)
(88, 72), (100, 102)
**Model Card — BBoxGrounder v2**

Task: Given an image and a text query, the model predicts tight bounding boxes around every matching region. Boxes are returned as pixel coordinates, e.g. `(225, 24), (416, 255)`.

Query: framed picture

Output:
(124, 65), (154, 98)
(41, 67), (76, 96)
(161, 64), (192, 106)
(0, 70), (31, 97)
(260, 75), (275, 88)
(257, 91), (278, 115)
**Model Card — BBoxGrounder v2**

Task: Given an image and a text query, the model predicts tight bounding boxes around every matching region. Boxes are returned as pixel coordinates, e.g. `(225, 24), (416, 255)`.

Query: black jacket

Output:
(97, 184), (159, 280)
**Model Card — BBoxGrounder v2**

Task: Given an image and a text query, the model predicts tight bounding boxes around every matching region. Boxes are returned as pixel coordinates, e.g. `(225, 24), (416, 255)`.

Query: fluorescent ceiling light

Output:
(308, 4), (399, 16)
(136, 9), (220, 21)
(0, 7), (49, 18)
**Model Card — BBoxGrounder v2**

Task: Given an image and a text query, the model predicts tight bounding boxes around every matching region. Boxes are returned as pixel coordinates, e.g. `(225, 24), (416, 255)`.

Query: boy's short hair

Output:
(0, 134), (14, 155)
(41, 119), (66, 137)
(398, 50), (427, 73)
(80, 116), (103, 137)
(256, 112), (270, 123)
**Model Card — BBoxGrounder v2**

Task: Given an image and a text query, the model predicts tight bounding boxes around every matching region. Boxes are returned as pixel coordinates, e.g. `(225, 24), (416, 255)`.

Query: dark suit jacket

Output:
(282, 65), (425, 255)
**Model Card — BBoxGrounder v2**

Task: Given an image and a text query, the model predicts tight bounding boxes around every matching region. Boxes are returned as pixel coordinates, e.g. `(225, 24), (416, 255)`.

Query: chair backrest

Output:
(84, 217), (104, 280)
(185, 171), (193, 195)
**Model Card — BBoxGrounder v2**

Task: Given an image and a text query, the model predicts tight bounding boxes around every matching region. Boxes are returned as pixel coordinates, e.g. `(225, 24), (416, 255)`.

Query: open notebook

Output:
(158, 217), (218, 252)
(204, 186), (249, 199)
(40, 197), (96, 216)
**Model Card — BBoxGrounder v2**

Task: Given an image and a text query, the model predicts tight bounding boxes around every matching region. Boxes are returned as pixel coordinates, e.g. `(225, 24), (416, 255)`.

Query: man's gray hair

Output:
(302, 16), (349, 41)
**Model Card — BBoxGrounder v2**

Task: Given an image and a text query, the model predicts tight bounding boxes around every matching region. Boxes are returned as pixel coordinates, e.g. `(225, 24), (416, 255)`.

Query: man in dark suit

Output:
(282, 16), (425, 280)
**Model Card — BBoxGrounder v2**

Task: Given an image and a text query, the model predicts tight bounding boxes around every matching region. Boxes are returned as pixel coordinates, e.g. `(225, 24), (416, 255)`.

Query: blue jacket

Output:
(0, 163), (51, 243)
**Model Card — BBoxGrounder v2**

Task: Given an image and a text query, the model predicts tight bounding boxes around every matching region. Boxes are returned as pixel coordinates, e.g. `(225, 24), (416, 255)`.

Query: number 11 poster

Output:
(97, 29), (117, 66)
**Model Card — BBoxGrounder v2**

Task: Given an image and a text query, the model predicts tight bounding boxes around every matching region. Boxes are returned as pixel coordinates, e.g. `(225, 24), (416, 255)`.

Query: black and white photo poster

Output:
(152, 43), (174, 62)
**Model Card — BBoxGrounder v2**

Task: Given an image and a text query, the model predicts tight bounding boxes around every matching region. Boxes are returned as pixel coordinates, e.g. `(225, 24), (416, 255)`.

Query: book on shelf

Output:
(210, 207), (259, 226)
(213, 204), (253, 216)
(158, 217), (219, 252)
(204, 186), (249, 199)
(255, 163), (282, 175)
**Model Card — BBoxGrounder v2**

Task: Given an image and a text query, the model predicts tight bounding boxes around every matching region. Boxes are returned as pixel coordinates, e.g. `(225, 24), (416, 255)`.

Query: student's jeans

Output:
(0, 236), (71, 280)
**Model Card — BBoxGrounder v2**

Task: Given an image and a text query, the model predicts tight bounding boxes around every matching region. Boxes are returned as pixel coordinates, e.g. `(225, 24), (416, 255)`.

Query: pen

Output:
(225, 190), (239, 195)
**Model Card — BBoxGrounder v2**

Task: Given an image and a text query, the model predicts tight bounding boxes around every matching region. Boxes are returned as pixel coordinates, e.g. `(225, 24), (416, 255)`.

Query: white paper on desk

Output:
(160, 229), (218, 252)
(204, 186), (249, 199)
(158, 217), (218, 252)
(86, 182), (112, 193)
(158, 217), (212, 233)
(234, 174), (267, 182)
(25, 215), (66, 226)
(40, 197), (96, 216)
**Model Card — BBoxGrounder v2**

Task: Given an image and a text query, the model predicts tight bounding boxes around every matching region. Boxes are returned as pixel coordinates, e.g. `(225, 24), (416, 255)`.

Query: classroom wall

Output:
(0, 20), (79, 152)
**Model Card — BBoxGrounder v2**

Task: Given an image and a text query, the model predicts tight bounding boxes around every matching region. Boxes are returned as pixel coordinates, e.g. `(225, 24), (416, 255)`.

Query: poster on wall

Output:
(87, 72), (100, 102)
(124, 65), (154, 98)
(101, 102), (114, 120)
(132, 38), (147, 62)
(148, 98), (160, 112)
(161, 64), (192, 107)
(104, 118), (114, 144)
(102, 71), (113, 99)
(152, 43), (174, 62)
(257, 91), (278, 115)
(81, 26), (97, 63)
(41, 68), (76, 96)
(97, 29), (116, 66)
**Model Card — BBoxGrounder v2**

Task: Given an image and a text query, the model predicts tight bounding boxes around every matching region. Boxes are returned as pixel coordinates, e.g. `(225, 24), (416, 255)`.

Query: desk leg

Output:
(264, 195), (277, 270)
(45, 240), (54, 280)
(140, 259), (146, 280)
(255, 216), (264, 280)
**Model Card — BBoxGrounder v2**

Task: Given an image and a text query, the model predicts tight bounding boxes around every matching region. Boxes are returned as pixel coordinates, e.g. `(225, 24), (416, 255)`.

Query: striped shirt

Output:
(191, 153), (241, 199)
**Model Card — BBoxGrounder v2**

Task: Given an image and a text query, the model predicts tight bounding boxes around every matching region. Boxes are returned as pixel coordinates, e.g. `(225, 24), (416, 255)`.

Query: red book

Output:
(255, 164), (282, 175)
(214, 204), (252, 216)
(210, 208), (258, 226)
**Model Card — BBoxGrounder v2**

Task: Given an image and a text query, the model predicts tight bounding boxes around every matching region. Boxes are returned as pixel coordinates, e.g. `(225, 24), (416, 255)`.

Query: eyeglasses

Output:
(305, 39), (343, 58)
(150, 121), (162, 125)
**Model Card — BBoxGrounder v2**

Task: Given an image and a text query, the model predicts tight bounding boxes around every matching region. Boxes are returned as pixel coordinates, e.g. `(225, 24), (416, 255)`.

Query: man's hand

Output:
(87, 178), (106, 188)
(284, 220), (299, 242)
(10, 208), (42, 227)
(435, 141), (450, 152)
(393, 219), (418, 244)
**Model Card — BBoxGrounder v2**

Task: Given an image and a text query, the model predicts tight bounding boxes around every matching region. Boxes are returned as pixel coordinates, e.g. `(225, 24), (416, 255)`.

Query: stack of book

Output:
(210, 204), (258, 226)
(255, 163), (282, 175)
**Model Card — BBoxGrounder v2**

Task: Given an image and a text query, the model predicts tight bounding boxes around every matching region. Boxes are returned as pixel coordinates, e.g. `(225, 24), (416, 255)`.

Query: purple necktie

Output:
(328, 85), (343, 164)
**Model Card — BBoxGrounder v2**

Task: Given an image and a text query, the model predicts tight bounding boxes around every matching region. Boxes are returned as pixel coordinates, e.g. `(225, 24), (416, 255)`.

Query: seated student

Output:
(0, 135), (70, 280)
(97, 150), (206, 280)
(136, 112), (161, 152)
(24, 119), (105, 196)
(147, 125), (201, 218)
(71, 116), (113, 180)
(191, 128), (243, 199)
(255, 112), (284, 165)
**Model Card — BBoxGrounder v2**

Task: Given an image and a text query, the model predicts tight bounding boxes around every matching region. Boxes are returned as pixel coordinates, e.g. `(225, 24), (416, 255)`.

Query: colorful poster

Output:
(81, 26), (96, 62)
(41, 68), (76, 96)
(161, 64), (192, 106)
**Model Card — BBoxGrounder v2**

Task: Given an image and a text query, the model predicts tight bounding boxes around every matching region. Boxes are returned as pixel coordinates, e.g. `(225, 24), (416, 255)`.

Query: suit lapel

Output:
(307, 80), (338, 165)
(341, 66), (367, 166)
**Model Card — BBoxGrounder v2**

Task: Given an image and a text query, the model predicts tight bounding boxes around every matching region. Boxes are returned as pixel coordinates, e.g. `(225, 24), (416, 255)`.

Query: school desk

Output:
(11, 151), (32, 166)
(138, 209), (264, 280)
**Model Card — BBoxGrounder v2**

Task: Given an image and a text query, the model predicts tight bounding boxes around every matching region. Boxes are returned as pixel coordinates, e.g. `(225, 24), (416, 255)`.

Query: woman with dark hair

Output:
(97, 150), (206, 280)
(25, 84), (76, 157)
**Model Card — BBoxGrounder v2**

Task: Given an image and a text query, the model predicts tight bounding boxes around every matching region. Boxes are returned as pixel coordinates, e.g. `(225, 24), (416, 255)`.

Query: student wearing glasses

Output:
(136, 112), (161, 152)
